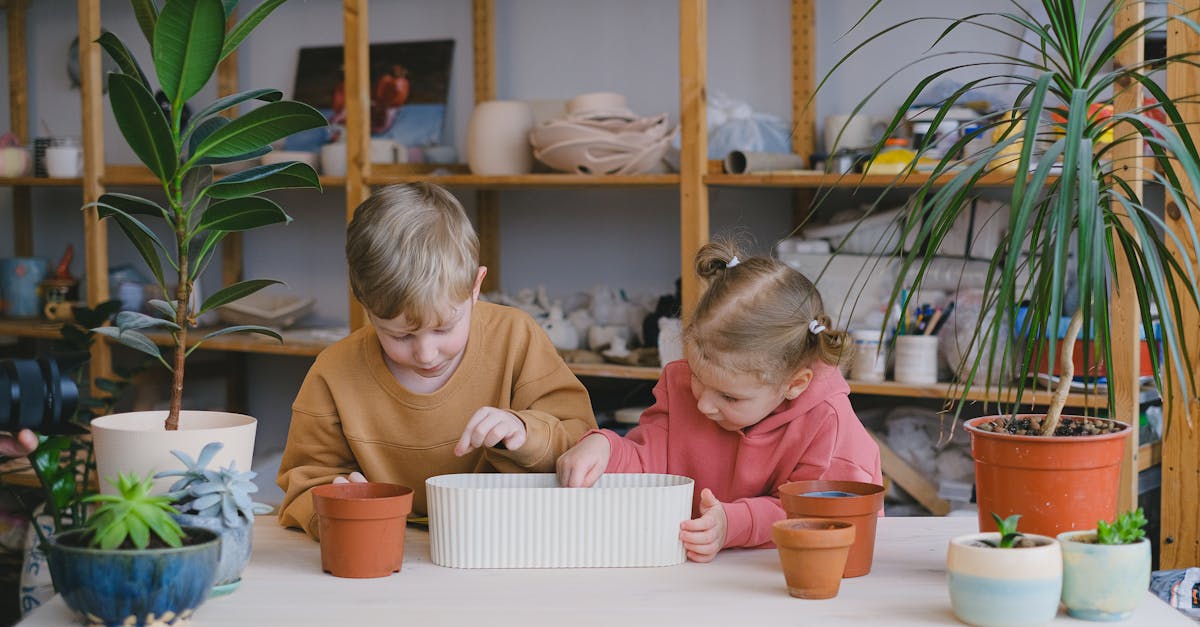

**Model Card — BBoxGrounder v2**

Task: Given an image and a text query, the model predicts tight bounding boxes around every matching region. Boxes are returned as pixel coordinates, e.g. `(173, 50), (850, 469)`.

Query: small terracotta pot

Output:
(778, 480), (884, 577)
(311, 482), (413, 578)
(771, 519), (856, 599)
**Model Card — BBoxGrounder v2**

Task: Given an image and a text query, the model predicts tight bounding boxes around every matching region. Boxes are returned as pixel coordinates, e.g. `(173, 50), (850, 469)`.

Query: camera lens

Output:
(0, 355), (86, 435)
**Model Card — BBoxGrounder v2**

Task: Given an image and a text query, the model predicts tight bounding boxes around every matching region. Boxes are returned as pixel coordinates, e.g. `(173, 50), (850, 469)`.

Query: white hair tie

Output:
(808, 319), (827, 335)
(726, 256), (741, 269)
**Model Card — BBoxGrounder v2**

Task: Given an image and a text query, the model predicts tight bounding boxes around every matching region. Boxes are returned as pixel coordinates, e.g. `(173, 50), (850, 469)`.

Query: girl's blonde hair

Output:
(685, 239), (848, 385)
(345, 183), (478, 325)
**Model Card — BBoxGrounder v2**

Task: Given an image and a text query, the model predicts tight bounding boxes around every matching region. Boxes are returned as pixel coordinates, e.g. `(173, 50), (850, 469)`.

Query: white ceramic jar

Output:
(849, 329), (887, 382)
(466, 100), (535, 175)
(893, 335), (939, 384)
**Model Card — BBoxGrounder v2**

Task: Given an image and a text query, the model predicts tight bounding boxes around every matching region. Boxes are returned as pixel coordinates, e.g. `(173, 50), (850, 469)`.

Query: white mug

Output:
(320, 142), (347, 176)
(369, 138), (397, 164)
(893, 335), (939, 385)
(45, 145), (83, 178)
(850, 329), (887, 382)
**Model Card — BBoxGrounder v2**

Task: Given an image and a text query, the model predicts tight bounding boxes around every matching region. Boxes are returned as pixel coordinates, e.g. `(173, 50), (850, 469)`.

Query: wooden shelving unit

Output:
(4, 1), (1195, 558)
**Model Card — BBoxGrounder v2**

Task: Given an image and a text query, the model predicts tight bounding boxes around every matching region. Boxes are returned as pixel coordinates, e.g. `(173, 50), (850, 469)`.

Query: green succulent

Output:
(986, 513), (1024, 548)
(82, 473), (183, 550)
(1096, 508), (1148, 545)
(155, 441), (258, 527)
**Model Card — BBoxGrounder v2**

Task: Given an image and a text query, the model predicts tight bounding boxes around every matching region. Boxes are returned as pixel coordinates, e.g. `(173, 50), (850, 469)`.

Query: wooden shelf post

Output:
(679, 0), (708, 317)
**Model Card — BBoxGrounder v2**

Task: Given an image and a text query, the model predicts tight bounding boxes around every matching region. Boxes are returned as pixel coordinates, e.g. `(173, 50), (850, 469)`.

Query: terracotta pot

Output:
(777, 480), (884, 577)
(1058, 530), (1151, 621)
(965, 415), (1130, 537)
(311, 482), (413, 578)
(771, 518), (855, 599)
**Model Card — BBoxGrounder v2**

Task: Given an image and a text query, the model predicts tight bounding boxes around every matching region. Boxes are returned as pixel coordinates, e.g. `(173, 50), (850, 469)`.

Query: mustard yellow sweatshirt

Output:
(276, 301), (596, 538)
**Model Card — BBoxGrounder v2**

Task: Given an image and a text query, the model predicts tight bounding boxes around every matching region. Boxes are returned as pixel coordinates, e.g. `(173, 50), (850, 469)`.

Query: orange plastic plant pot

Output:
(777, 480), (884, 577)
(312, 482), (414, 578)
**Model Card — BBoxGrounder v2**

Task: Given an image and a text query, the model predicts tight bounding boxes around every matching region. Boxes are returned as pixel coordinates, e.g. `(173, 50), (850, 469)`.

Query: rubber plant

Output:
(90, 0), (326, 430)
(822, 0), (1200, 431)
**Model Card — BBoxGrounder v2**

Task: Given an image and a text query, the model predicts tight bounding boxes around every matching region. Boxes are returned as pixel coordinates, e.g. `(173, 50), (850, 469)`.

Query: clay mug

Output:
(320, 142), (348, 176)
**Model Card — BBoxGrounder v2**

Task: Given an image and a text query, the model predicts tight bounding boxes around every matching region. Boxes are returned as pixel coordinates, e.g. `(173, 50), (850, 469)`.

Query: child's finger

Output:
(679, 526), (718, 546)
(348, 471), (367, 483)
(686, 548), (717, 563)
(679, 514), (715, 533)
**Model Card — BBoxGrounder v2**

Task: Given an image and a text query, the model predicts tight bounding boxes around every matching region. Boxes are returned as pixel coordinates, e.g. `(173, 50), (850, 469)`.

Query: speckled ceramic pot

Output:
(45, 527), (220, 626)
(946, 532), (1062, 627)
(1058, 530), (1150, 621)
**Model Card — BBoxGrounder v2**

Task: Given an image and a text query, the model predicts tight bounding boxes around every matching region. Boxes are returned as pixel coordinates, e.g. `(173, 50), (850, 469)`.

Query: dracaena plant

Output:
(88, 0), (326, 430)
(823, 0), (1200, 433)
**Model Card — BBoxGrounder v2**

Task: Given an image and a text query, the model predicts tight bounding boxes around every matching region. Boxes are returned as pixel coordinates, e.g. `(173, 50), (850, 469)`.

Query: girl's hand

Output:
(556, 433), (610, 488)
(455, 407), (528, 456)
(332, 471), (366, 484)
(679, 488), (727, 562)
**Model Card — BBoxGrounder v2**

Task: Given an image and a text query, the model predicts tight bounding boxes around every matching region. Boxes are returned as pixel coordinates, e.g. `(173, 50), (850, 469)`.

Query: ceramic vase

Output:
(777, 479), (885, 577)
(946, 532), (1062, 627)
(45, 527), (220, 627)
(311, 482), (413, 578)
(91, 411), (257, 496)
(467, 100), (535, 175)
(174, 513), (253, 596)
(771, 518), (855, 599)
(1058, 530), (1151, 621)
(0, 257), (49, 318)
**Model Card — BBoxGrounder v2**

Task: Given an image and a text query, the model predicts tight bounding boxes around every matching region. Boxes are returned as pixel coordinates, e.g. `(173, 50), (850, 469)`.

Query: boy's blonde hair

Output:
(346, 183), (479, 325)
(685, 239), (848, 385)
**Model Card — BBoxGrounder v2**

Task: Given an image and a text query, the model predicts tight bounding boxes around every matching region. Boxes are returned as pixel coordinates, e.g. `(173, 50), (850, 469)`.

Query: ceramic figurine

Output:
(540, 305), (580, 351)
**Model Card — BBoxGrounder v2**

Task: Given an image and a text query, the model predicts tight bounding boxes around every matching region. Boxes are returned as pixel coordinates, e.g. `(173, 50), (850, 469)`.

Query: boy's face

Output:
(370, 268), (486, 382)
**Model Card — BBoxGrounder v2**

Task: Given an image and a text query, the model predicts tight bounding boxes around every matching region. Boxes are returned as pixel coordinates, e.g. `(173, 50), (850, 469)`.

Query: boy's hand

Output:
(679, 488), (727, 563)
(556, 433), (610, 488)
(332, 471), (366, 484)
(454, 407), (527, 456)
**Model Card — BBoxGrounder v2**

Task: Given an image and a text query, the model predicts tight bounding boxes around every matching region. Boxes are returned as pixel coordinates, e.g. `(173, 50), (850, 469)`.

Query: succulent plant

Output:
(82, 473), (183, 550)
(155, 441), (258, 528)
(1096, 508), (1148, 545)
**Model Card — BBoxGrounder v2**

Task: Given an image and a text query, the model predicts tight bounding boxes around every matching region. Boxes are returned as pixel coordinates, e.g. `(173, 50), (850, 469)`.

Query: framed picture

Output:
(285, 39), (455, 152)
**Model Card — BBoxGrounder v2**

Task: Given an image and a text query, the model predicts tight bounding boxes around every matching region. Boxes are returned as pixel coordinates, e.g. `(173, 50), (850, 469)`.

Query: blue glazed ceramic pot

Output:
(1058, 530), (1151, 621)
(946, 532), (1062, 627)
(45, 527), (220, 626)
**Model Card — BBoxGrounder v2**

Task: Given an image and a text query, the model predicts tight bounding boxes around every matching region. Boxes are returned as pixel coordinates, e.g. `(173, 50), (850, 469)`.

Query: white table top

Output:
(21, 515), (1192, 626)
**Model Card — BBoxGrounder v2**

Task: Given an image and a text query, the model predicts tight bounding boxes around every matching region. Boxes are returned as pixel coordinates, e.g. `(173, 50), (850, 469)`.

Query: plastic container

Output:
(863, 137), (917, 175)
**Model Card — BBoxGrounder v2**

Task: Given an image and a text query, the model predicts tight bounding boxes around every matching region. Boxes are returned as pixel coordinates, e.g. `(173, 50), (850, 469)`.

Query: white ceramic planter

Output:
(946, 532), (1062, 627)
(1058, 530), (1151, 621)
(427, 473), (693, 568)
(91, 411), (256, 495)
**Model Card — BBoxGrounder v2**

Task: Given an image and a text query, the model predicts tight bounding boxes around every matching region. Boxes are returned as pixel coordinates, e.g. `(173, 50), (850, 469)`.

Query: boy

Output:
(277, 183), (596, 538)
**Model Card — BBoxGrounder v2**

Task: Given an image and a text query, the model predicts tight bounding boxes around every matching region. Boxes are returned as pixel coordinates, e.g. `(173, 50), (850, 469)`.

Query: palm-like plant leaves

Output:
(828, 0), (1200, 425)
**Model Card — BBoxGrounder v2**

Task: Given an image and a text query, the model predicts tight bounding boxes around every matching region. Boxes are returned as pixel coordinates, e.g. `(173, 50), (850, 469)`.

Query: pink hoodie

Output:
(595, 360), (882, 549)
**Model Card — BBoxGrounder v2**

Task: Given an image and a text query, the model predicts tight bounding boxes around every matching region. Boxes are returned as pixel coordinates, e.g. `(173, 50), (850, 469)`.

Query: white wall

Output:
(4, 0), (1081, 466)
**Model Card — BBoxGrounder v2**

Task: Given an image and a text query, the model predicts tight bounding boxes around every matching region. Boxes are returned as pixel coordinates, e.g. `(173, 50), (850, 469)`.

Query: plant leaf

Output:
(154, 0), (225, 108)
(130, 0), (159, 47)
(107, 73), (177, 182)
(199, 279), (282, 314)
(195, 196), (291, 233)
(92, 327), (166, 365)
(147, 299), (177, 319)
(196, 325), (283, 345)
(220, 0), (289, 61)
(188, 87), (282, 133)
(91, 199), (170, 287)
(114, 310), (181, 332)
(182, 165), (214, 218)
(96, 31), (150, 90)
(191, 100), (327, 160)
(207, 161), (321, 198)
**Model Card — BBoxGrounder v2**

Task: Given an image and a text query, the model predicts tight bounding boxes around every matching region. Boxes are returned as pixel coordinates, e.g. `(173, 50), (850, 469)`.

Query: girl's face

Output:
(686, 352), (812, 431)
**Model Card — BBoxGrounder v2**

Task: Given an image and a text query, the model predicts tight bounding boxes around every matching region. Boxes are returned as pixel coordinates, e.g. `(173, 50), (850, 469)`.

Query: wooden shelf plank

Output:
(0, 176), (83, 187)
(366, 169), (680, 189)
(100, 164), (347, 190)
(0, 317), (66, 339)
(706, 170), (1056, 189)
(567, 363), (661, 381)
(848, 379), (1106, 409)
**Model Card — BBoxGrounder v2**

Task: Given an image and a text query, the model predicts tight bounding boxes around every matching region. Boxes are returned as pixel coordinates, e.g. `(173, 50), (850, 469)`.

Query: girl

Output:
(556, 240), (881, 562)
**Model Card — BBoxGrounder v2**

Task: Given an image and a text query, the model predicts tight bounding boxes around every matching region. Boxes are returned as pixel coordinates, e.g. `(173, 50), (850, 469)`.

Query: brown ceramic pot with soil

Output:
(777, 480), (884, 577)
(771, 518), (856, 599)
(965, 414), (1129, 538)
(311, 482), (414, 578)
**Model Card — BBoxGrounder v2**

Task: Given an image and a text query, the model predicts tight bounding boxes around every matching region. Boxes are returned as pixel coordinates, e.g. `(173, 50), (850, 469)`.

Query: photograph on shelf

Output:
(285, 39), (455, 154)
